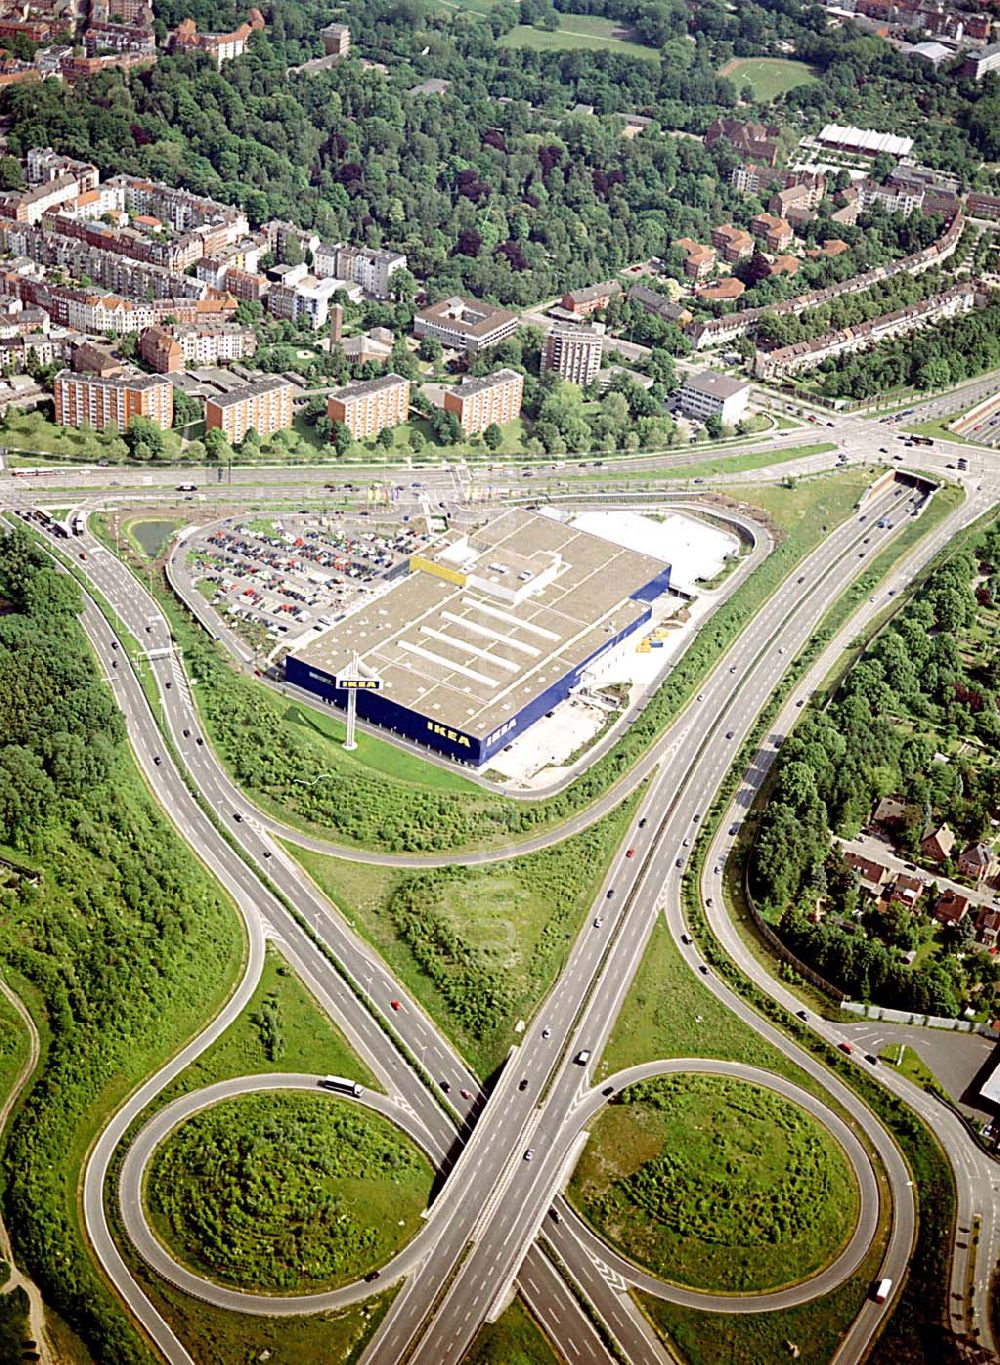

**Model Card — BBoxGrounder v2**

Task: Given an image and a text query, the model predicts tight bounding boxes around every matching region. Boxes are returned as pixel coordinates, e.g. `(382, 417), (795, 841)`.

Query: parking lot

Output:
(187, 512), (428, 651)
(840, 1019), (1000, 1121)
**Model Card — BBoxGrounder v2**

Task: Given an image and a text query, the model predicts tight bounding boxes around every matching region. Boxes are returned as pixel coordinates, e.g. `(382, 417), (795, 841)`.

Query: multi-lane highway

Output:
(3, 411), (999, 1365)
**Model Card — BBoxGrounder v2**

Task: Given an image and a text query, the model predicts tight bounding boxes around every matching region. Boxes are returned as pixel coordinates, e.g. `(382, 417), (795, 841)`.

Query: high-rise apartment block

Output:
(321, 22), (350, 56)
(327, 373), (410, 440)
(205, 375), (294, 444)
(54, 367), (173, 431)
(542, 325), (604, 386)
(443, 369), (523, 434)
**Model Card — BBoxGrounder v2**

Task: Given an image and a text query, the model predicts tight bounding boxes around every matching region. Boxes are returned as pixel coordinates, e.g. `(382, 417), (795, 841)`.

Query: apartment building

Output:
(769, 174), (826, 220)
(0, 173), (81, 225)
(26, 148), (98, 192)
(106, 176), (248, 235)
(414, 296), (519, 356)
(169, 8), (265, 65)
(750, 212), (793, 252)
(858, 177), (925, 217)
(677, 370), (750, 426)
(754, 283), (977, 379)
(139, 326), (182, 373)
(559, 280), (622, 316)
(731, 162), (770, 195)
(54, 367), (173, 432)
(66, 294), (156, 334)
(313, 243), (407, 299)
(967, 191), (1000, 220)
(0, 305), (48, 339)
(292, 275), (343, 329)
(710, 225), (754, 264)
(321, 22), (351, 55)
(542, 325), (604, 386)
(627, 283), (693, 328)
(674, 237), (716, 279)
(222, 267), (268, 302)
(327, 373), (410, 440)
(85, 22), (156, 55)
(205, 375), (294, 444)
(443, 368), (523, 434)
(963, 43), (1000, 80)
(140, 322), (257, 372)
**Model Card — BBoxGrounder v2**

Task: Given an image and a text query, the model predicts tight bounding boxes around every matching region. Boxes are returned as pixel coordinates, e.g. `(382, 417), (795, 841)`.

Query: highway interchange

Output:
(3, 406), (1000, 1365)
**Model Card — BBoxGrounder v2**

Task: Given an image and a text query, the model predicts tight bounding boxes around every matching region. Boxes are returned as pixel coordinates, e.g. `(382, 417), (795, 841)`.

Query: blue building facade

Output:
(285, 565), (670, 766)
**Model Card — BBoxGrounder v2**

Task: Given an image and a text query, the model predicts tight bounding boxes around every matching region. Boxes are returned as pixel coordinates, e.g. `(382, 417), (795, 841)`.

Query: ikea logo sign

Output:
(485, 718), (517, 747)
(427, 721), (471, 748)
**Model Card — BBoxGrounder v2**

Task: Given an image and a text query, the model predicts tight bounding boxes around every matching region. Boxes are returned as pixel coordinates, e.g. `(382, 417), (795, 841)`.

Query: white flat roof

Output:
(818, 123), (913, 157)
(981, 1055), (1000, 1105)
(544, 507), (738, 594)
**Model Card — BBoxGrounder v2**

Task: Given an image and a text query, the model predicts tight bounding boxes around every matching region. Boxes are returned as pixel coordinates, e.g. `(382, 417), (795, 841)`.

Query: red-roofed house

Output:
(844, 851), (889, 895)
(958, 842), (998, 884)
(934, 889), (969, 925)
(976, 908), (1000, 948)
(922, 823), (956, 864)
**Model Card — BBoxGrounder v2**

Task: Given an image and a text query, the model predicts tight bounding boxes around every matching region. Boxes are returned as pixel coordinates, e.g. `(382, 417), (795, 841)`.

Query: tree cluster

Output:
(751, 523), (1000, 1017)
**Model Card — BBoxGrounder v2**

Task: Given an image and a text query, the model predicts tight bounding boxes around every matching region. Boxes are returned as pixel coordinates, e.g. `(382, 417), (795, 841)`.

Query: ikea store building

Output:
(285, 508), (672, 767)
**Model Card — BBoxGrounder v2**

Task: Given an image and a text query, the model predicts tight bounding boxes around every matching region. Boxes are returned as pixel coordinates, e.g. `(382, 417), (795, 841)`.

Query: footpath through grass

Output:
(147, 1090), (433, 1293)
(499, 18), (656, 58)
(286, 789), (640, 1077)
(571, 1073), (858, 1294)
(119, 471), (871, 855)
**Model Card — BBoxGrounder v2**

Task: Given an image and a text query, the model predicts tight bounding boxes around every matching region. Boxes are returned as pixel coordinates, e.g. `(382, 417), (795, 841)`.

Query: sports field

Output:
(718, 57), (820, 100)
(501, 17), (657, 59)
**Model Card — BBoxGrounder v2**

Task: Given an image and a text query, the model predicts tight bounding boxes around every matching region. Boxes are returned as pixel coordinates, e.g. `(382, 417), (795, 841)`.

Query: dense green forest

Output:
(3, 0), (1000, 307)
(0, 524), (243, 1362)
(750, 520), (1000, 1017)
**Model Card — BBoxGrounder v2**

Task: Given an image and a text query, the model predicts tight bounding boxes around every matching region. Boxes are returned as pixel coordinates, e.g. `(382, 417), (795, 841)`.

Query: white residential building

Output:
(677, 370), (750, 426)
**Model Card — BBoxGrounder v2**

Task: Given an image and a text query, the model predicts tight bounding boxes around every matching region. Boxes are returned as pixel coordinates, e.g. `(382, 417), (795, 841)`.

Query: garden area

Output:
(751, 514), (1000, 1018)
(569, 1075), (858, 1294)
(146, 1091), (433, 1293)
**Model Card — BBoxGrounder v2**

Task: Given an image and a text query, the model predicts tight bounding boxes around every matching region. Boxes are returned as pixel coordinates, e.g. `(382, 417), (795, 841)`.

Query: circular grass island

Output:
(569, 1074), (860, 1295)
(144, 1091), (434, 1294)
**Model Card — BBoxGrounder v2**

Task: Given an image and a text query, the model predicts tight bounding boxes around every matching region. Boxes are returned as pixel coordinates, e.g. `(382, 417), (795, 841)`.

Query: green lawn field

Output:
(719, 57), (820, 100)
(147, 1091), (433, 1293)
(500, 19), (657, 60)
(571, 1074), (858, 1294)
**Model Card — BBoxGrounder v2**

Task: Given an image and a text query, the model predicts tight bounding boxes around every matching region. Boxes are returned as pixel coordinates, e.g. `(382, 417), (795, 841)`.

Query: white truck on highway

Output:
(321, 1075), (363, 1098)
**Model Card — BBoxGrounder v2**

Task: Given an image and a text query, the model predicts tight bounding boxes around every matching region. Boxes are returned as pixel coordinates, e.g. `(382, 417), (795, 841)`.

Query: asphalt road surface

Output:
(4, 413), (1000, 1365)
